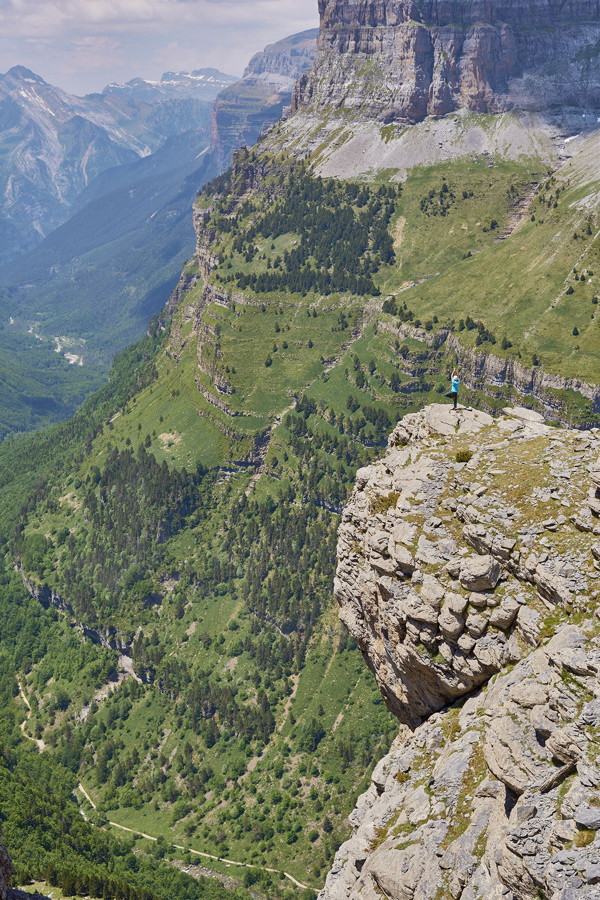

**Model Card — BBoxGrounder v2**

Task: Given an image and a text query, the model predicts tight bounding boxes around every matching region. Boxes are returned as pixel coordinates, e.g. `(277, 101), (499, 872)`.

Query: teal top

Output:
(451, 376), (460, 392)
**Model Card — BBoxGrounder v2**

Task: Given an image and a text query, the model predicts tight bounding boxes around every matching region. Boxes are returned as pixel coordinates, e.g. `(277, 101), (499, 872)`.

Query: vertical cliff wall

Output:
(292, 0), (600, 123)
(210, 29), (318, 169)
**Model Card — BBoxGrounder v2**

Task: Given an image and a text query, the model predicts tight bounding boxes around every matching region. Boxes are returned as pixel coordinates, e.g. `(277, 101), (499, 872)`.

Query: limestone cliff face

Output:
(210, 30), (318, 169)
(329, 403), (600, 899)
(292, 0), (600, 123)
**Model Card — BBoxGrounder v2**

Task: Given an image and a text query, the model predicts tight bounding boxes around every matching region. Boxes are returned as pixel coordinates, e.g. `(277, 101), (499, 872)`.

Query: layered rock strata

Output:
(210, 30), (318, 168)
(292, 0), (600, 123)
(328, 403), (600, 899)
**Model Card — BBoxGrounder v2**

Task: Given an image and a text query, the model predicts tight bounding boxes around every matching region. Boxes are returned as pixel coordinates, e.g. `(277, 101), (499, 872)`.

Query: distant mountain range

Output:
(0, 33), (318, 440)
(0, 65), (237, 262)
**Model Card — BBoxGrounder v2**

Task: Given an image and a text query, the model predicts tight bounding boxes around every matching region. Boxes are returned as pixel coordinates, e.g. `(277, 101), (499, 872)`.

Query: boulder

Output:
(516, 606), (541, 646)
(420, 575), (445, 610)
(444, 592), (469, 615)
(503, 406), (544, 424)
(468, 591), (489, 608)
(438, 606), (465, 639)
(587, 489), (600, 516)
(390, 521), (417, 547)
(508, 680), (549, 708)
(465, 612), (487, 638)
(489, 597), (520, 629)
(533, 566), (572, 608)
(402, 592), (439, 625)
(368, 530), (390, 554)
(575, 807), (600, 830)
(391, 543), (417, 574)
(459, 555), (502, 591)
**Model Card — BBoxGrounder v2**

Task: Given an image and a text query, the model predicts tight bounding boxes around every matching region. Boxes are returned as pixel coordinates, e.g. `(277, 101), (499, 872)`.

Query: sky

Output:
(0, 0), (319, 95)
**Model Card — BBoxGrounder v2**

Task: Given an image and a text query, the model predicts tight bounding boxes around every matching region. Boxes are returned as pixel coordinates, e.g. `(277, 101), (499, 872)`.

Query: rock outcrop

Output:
(328, 403), (600, 899)
(321, 625), (600, 900)
(293, 0), (600, 124)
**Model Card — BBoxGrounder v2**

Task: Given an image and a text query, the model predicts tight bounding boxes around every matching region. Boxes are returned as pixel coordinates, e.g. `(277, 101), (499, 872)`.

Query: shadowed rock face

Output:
(0, 826), (14, 900)
(293, 0), (600, 122)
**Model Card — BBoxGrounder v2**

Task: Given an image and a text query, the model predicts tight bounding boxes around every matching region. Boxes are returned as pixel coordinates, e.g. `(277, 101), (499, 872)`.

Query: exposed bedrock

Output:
(293, 0), (600, 122)
(335, 404), (600, 724)
(320, 624), (600, 900)
(328, 402), (600, 900)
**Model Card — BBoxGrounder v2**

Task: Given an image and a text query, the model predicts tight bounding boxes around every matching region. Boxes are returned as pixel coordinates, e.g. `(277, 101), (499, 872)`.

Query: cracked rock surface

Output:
(327, 404), (600, 900)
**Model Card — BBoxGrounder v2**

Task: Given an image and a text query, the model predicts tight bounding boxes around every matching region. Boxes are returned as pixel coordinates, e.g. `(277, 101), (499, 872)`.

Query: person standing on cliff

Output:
(446, 368), (460, 412)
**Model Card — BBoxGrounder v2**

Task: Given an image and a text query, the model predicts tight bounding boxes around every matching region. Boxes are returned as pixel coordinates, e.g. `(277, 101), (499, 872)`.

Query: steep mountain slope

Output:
(0, 66), (236, 262)
(1, 118), (600, 894)
(0, 34), (317, 440)
(3, 0), (600, 895)
(0, 131), (211, 365)
(210, 30), (318, 170)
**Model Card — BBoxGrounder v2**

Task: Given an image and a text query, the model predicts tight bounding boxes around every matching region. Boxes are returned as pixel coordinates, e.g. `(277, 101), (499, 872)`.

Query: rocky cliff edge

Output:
(328, 404), (600, 900)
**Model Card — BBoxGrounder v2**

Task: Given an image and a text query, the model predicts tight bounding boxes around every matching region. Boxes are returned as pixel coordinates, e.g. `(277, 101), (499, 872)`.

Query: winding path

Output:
(17, 679), (315, 893)
(17, 679), (45, 751)
(76, 783), (314, 892)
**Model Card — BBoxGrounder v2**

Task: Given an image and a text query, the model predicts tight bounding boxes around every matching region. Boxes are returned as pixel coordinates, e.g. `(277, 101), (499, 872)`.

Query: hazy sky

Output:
(0, 0), (319, 95)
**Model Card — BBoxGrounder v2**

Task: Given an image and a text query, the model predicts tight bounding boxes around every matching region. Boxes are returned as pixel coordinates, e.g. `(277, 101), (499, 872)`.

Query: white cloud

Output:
(0, 0), (318, 91)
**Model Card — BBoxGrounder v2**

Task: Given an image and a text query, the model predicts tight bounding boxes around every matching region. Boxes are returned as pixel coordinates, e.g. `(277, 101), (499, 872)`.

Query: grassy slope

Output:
(374, 153), (600, 380)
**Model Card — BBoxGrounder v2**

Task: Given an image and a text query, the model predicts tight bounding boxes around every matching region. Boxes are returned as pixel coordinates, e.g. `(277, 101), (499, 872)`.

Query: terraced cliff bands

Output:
(210, 30), (318, 170)
(329, 403), (600, 898)
(294, 0), (600, 124)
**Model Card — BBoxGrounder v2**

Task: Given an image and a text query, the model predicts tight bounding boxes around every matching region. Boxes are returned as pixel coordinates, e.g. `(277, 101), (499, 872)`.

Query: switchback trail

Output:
(76, 784), (315, 892)
(17, 679), (46, 751)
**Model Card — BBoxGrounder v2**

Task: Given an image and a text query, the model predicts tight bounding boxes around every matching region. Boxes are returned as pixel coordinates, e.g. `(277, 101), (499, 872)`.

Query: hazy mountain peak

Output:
(102, 69), (237, 99)
(3, 65), (47, 86)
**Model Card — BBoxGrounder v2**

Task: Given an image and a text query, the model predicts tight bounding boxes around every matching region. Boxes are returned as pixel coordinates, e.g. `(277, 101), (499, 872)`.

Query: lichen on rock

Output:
(327, 403), (600, 899)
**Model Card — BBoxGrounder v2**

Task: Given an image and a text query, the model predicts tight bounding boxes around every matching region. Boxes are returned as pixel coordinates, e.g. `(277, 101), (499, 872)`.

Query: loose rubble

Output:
(328, 404), (600, 900)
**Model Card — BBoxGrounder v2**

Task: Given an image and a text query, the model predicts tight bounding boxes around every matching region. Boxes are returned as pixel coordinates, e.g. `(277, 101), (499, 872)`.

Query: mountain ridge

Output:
(0, 64), (234, 261)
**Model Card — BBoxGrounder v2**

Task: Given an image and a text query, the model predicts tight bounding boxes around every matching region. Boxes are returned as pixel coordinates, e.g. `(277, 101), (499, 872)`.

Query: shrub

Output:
(573, 326), (579, 336)
(308, 830), (319, 843)
(456, 450), (473, 463)
(265, 355), (272, 367)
